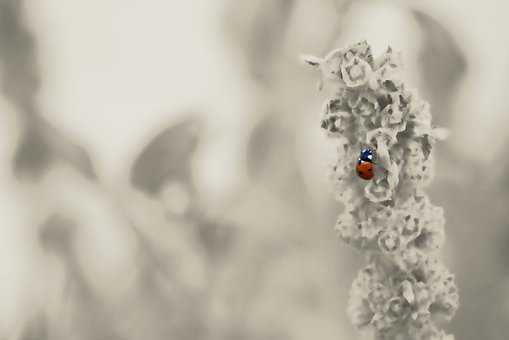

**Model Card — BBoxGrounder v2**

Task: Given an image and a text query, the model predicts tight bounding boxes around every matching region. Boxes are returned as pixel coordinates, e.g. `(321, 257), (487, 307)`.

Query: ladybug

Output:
(356, 161), (374, 180)
(356, 147), (376, 180)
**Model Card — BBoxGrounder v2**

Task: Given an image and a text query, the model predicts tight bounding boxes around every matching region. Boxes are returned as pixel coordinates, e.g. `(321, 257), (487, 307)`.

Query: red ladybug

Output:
(356, 161), (374, 180)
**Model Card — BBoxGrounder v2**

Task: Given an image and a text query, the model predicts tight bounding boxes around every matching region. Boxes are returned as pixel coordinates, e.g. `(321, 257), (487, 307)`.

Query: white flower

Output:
(341, 56), (373, 87)
(365, 178), (393, 203)
(352, 92), (379, 117)
(378, 228), (402, 253)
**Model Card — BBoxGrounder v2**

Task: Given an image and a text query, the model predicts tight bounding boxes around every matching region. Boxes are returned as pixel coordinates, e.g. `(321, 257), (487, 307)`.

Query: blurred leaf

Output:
(0, 0), (96, 179)
(0, 0), (40, 114)
(131, 116), (201, 196)
(14, 122), (53, 178)
(194, 217), (238, 265)
(40, 214), (126, 340)
(15, 116), (96, 179)
(223, 0), (295, 84)
(414, 10), (467, 126)
(247, 114), (310, 208)
(39, 214), (76, 255)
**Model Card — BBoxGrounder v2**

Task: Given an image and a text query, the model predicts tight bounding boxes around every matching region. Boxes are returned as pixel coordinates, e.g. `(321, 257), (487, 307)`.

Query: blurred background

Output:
(0, 0), (508, 339)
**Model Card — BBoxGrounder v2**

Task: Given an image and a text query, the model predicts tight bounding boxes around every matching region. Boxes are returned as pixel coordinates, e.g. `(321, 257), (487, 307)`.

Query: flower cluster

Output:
(305, 41), (458, 339)
(336, 194), (446, 261)
(349, 259), (458, 340)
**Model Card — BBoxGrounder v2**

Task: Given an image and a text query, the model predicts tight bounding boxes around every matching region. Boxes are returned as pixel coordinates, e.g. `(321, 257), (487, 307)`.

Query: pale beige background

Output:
(0, 1), (508, 339)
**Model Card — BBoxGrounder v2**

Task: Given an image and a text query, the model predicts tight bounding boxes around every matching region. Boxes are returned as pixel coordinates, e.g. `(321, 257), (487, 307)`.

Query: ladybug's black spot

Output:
(368, 168), (373, 172)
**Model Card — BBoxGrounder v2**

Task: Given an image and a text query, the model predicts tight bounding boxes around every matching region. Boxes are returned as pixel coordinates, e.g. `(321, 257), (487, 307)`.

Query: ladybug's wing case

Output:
(356, 161), (374, 180)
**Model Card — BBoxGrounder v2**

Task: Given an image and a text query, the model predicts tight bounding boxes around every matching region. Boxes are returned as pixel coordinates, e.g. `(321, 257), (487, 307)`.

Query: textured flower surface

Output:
(305, 41), (458, 340)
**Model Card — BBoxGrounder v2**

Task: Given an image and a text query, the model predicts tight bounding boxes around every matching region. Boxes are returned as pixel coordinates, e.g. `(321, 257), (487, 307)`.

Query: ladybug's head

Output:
(359, 147), (375, 163)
